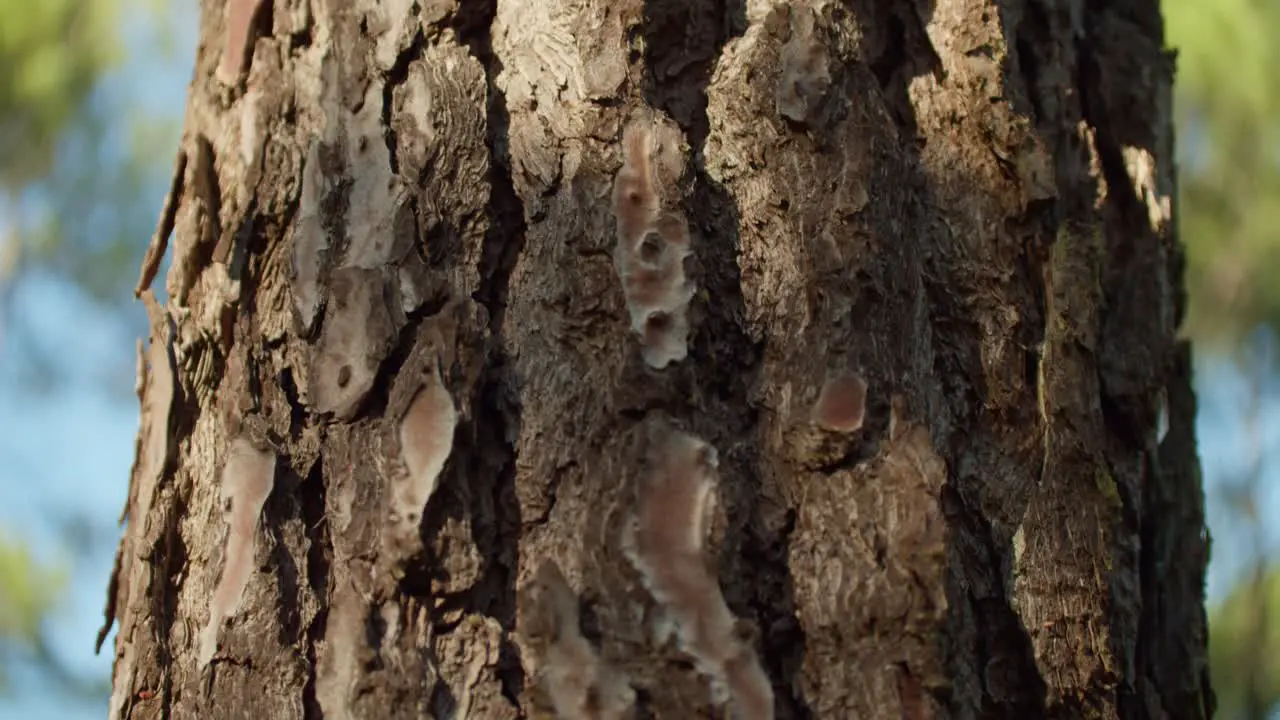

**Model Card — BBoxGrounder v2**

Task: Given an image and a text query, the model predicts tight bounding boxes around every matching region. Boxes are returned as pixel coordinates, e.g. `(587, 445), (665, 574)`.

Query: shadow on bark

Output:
(429, 1), (530, 706)
(636, 0), (815, 716)
(856, 1), (1053, 715)
(852, 0), (1206, 716)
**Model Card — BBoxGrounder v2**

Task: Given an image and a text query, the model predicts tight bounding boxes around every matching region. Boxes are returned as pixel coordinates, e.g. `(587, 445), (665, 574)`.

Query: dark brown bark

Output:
(103, 0), (1209, 718)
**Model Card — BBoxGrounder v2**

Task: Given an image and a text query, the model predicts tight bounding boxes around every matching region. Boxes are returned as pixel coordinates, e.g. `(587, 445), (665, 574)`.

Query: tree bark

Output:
(102, 0), (1210, 718)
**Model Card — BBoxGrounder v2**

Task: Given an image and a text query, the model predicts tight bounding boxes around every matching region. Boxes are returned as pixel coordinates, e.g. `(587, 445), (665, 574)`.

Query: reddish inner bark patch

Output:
(811, 373), (868, 433)
(220, 0), (266, 82)
(896, 667), (933, 720)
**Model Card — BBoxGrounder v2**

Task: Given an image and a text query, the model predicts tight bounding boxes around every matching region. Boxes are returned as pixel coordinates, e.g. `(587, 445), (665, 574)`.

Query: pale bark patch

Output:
(198, 435), (276, 668)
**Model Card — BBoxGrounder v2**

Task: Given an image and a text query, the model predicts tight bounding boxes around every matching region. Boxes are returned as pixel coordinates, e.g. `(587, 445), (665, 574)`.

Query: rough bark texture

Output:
(103, 0), (1210, 718)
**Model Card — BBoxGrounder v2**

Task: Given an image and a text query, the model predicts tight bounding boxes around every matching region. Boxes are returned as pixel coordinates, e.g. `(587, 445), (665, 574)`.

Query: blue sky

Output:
(0, 3), (1274, 718)
(0, 273), (139, 719)
(0, 3), (197, 718)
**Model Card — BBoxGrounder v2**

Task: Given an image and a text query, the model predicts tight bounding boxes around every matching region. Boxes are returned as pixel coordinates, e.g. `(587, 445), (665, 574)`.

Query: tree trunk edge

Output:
(100, 0), (1210, 718)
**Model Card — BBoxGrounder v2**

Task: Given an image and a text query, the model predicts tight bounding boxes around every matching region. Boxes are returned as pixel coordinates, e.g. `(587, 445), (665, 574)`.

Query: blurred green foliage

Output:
(0, 0), (175, 698)
(0, 0), (121, 190)
(19, 112), (179, 303)
(1165, 0), (1280, 346)
(0, 0), (121, 687)
(1165, 2), (1280, 717)
(1209, 566), (1280, 718)
(0, 534), (66, 686)
(0, 536), (65, 642)
(0, 0), (184, 413)
(0, 0), (180, 303)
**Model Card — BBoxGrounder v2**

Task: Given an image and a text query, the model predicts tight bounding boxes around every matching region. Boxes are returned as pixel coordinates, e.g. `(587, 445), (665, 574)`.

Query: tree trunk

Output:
(101, 0), (1210, 718)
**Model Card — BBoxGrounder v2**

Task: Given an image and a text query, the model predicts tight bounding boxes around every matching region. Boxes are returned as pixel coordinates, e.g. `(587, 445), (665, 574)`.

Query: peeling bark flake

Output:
(199, 435), (276, 668)
(218, 0), (268, 85)
(308, 267), (397, 420)
(391, 365), (458, 533)
(135, 148), (187, 297)
(611, 115), (696, 369)
(518, 560), (635, 719)
(127, 291), (176, 529)
(315, 579), (366, 720)
(623, 421), (775, 719)
(291, 140), (329, 336)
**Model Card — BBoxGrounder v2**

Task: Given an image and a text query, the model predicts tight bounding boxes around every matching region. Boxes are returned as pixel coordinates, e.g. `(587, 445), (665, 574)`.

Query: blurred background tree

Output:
(1, 0), (182, 379)
(0, 532), (66, 688)
(0, 0), (188, 712)
(0, 0), (119, 189)
(1166, 0), (1280, 346)
(1165, 0), (1280, 717)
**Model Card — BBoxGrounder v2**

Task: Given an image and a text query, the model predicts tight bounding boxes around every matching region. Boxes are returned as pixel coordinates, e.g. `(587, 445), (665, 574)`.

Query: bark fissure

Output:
(270, 506), (305, 646)
(861, 9), (1046, 715)
(949, 500), (1048, 718)
(464, 0), (527, 334)
(640, 1), (801, 714)
(299, 455), (330, 720)
(156, 495), (191, 718)
(1075, 45), (1140, 229)
(381, 26), (428, 178)
(1012, 1), (1047, 126)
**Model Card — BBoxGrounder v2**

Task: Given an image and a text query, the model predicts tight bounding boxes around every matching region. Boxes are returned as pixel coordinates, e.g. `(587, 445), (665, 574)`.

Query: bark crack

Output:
(638, 0), (798, 713)
(459, 0), (527, 334)
(152, 494), (190, 718)
(1013, 1), (1048, 125)
(381, 24), (428, 178)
